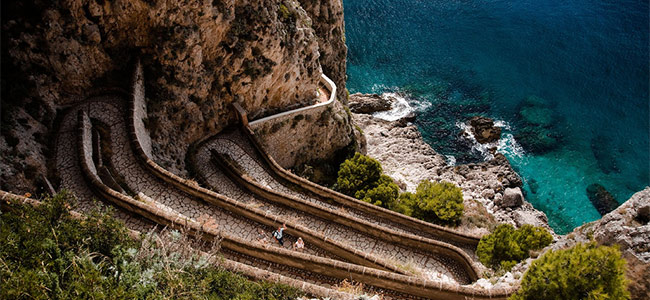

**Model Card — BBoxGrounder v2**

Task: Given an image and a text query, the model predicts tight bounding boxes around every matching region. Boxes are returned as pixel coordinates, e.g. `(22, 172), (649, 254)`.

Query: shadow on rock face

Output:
(586, 183), (619, 216)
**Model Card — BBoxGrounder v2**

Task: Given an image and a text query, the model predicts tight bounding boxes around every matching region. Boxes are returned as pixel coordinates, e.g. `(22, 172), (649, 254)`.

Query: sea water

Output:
(343, 0), (649, 233)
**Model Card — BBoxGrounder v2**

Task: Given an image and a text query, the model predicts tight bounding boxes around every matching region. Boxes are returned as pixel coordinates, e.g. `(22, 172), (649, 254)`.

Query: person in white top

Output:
(293, 237), (305, 252)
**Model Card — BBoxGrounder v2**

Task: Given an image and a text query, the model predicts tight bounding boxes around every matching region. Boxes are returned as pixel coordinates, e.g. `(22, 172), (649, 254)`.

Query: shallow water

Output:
(344, 0), (649, 233)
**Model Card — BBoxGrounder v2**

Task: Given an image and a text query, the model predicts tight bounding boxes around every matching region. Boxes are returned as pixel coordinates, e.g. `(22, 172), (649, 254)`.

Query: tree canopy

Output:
(477, 223), (552, 271)
(396, 180), (464, 226)
(511, 242), (629, 300)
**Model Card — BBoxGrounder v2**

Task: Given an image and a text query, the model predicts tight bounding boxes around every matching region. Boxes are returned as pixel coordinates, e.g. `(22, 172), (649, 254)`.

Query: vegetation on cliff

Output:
(336, 154), (466, 227)
(477, 224), (552, 271)
(0, 191), (302, 299)
(511, 242), (629, 300)
(396, 181), (464, 226)
(336, 152), (399, 208)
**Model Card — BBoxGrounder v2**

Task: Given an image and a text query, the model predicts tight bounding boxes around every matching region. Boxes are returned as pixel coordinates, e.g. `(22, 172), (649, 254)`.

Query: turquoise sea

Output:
(343, 0), (649, 233)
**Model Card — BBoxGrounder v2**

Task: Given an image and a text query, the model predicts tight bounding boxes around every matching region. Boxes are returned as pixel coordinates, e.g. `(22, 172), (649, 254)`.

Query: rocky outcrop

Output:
(352, 112), (550, 236)
(467, 116), (501, 144)
(553, 188), (650, 299)
(297, 0), (348, 105)
(348, 93), (393, 113)
(496, 188), (524, 208)
(1, 0), (349, 193)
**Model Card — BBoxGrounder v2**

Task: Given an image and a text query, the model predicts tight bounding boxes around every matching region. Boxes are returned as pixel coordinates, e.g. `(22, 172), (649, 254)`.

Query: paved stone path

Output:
(53, 95), (437, 299)
(216, 130), (476, 254)
(48, 86), (512, 298)
(55, 97), (153, 231)
(195, 129), (471, 284)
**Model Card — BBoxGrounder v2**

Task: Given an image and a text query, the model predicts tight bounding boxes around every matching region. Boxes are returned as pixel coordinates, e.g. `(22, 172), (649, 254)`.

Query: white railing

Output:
(249, 74), (337, 126)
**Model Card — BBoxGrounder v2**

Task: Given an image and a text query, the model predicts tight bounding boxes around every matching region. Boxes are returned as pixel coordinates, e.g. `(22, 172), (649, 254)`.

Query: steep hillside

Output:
(1, 0), (353, 193)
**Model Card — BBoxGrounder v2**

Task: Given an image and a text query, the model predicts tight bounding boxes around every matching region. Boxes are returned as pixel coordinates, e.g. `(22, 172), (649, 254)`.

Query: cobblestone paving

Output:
(217, 130), (476, 254)
(51, 93), (482, 295)
(196, 129), (470, 284)
(55, 97), (153, 231)
(87, 99), (339, 259)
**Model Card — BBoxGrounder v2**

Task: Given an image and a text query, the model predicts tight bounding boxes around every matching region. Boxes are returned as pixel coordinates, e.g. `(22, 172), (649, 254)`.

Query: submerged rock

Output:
(590, 135), (620, 174)
(468, 116), (501, 144)
(348, 93), (393, 114)
(586, 183), (619, 216)
(514, 95), (561, 154)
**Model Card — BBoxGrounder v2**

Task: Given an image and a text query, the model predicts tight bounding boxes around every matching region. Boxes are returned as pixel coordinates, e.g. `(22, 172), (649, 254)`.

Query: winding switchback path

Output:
(196, 128), (473, 284)
(34, 61), (518, 299)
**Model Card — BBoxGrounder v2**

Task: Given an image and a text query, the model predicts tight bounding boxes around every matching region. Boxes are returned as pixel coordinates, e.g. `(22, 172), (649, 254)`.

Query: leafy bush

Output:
(336, 153), (399, 209)
(396, 181), (464, 226)
(511, 242), (629, 300)
(0, 191), (303, 299)
(357, 175), (400, 208)
(477, 224), (552, 271)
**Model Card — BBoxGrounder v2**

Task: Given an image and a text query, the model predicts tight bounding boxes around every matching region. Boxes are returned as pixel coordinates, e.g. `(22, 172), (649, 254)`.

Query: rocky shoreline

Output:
(350, 93), (650, 295)
(351, 95), (551, 236)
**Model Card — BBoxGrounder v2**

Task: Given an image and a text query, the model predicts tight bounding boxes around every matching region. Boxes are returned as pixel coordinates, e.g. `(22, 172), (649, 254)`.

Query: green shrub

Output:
(0, 191), (303, 299)
(358, 175), (400, 208)
(511, 242), (629, 300)
(336, 153), (399, 209)
(396, 181), (464, 226)
(477, 224), (552, 271)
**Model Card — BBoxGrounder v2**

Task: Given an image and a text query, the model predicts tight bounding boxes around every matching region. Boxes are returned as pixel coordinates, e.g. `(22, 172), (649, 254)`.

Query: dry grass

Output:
(335, 278), (365, 295)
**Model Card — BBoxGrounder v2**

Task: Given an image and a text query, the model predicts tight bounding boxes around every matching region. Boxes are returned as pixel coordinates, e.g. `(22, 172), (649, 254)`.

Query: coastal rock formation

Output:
(1, 0), (351, 193)
(496, 187), (524, 208)
(297, 0), (348, 104)
(467, 116), (501, 144)
(554, 188), (650, 299)
(348, 93), (393, 113)
(352, 111), (550, 236)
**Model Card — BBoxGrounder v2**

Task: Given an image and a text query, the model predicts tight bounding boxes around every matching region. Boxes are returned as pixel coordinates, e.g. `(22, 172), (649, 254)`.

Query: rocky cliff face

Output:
(297, 0), (348, 104)
(553, 188), (650, 299)
(1, 0), (350, 193)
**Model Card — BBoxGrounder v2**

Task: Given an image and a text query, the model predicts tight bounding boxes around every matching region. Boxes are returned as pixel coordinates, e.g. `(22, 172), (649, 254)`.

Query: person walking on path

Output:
(293, 237), (304, 252)
(272, 223), (286, 246)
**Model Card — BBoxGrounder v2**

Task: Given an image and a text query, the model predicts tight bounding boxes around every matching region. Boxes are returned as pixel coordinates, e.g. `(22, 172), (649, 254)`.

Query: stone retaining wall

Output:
(249, 75), (356, 169)
(242, 125), (483, 247)
(212, 149), (480, 282)
(128, 62), (407, 274)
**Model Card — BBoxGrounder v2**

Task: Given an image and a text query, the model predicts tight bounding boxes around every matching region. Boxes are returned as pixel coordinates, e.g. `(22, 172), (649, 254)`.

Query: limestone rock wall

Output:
(297, 0), (348, 104)
(1, 0), (348, 192)
(252, 99), (355, 169)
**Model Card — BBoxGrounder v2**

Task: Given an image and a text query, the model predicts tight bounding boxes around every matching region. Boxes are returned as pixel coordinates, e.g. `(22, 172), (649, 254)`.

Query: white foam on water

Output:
(457, 119), (526, 162)
(445, 155), (457, 166)
(372, 92), (414, 121)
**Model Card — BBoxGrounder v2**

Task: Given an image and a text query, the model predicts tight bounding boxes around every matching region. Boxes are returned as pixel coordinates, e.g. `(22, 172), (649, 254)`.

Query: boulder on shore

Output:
(468, 116), (501, 144)
(349, 93), (393, 114)
(496, 187), (524, 208)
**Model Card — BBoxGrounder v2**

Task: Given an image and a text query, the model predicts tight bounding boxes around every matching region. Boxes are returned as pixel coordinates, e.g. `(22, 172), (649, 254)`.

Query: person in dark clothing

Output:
(272, 223), (286, 245)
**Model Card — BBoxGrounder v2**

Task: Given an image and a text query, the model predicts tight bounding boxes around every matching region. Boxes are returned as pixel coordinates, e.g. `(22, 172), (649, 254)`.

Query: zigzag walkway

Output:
(63, 96), (386, 298)
(27, 61), (518, 299)
(195, 129), (472, 284)
(242, 126), (482, 254)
